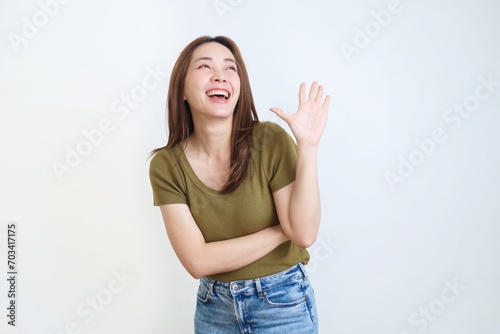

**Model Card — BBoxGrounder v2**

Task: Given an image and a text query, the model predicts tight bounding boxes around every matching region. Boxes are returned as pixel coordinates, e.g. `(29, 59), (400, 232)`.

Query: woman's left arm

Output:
(270, 81), (331, 248)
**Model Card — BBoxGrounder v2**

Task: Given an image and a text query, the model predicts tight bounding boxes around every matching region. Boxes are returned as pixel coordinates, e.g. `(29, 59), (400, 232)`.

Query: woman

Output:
(149, 35), (330, 333)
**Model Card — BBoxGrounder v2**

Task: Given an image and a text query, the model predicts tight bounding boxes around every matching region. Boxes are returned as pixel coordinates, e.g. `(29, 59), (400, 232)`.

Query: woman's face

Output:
(183, 42), (241, 121)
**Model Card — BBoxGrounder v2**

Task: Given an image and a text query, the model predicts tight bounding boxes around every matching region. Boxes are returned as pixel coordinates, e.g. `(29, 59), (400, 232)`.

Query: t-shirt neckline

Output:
(174, 144), (231, 198)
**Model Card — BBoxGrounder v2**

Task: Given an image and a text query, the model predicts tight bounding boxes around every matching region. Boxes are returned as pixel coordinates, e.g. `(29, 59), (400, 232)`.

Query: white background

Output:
(1, 0), (499, 333)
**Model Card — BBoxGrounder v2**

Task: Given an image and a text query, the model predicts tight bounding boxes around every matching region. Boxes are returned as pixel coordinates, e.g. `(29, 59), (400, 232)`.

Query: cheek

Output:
(183, 73), (201, 93)
(183, 80), (201, 101)
(233, 84), (241, 101)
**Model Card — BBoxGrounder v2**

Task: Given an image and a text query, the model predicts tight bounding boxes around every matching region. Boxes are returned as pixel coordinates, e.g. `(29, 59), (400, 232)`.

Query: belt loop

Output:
(254, 278), (263, 299)
(207, 278), (215, 295)
(298, 262), (308, 278)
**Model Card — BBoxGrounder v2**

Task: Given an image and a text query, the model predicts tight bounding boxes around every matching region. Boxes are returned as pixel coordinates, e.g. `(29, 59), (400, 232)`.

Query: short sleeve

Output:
(149, 147), (188, 206)
(259, 122), (297, 192)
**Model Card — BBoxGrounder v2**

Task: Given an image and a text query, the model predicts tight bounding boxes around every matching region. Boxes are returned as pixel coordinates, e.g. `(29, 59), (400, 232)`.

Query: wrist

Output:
(271, 225), (289, 243)
(297, 141), (319, 152)
(296, 142), (319, 163)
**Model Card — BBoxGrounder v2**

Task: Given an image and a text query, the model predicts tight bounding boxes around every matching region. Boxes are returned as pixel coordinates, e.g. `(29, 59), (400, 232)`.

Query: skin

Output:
(159, 42), (331, 279)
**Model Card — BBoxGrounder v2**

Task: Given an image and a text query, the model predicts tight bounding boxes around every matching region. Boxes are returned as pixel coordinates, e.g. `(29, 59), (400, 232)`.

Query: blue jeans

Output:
(194, 263), (318, 334)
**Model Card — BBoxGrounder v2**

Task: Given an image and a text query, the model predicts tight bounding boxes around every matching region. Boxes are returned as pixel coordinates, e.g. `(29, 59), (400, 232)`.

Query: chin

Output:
(209, 105), (236, 117)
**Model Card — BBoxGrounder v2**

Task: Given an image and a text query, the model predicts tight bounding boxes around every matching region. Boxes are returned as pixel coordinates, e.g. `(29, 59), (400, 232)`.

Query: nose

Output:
(211, 69), (226, 82)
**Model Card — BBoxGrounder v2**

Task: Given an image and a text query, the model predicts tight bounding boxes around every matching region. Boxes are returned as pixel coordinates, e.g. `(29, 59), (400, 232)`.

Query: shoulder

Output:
(252, 122), (297, 189)
(150, 145), (179, 163)
(252, 121), (294, 145)
(149, 145), (188, 205)
(252, 121), (297, 168)
(253, 121), (288, 135)
(149, 145), (182, 177)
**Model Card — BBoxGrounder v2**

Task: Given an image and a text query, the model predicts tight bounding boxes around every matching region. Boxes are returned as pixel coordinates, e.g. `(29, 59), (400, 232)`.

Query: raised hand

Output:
(270, 81), (330, 146)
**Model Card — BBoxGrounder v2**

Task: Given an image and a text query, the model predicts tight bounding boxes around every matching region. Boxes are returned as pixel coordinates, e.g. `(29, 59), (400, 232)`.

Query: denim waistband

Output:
(200, 263), (308, 298)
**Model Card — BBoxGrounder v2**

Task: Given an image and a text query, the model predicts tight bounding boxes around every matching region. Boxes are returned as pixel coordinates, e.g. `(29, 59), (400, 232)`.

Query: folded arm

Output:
(159, 203), (289, 279)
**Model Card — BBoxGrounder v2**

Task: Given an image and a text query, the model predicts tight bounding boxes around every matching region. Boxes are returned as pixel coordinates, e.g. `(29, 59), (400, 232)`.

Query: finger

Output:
(322, 95), (331, 111)
(308, 81), (318, 101)
(298, 82), (306, 103)
(316, 85), (324, 103)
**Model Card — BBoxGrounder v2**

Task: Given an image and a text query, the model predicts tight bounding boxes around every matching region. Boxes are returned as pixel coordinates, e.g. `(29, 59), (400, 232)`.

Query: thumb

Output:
(269, 107), (290, 122)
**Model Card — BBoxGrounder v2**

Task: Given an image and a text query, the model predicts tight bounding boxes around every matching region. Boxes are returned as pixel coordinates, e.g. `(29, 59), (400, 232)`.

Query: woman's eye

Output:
(198, 64), (210, 69)
(227, 66), (237, 72)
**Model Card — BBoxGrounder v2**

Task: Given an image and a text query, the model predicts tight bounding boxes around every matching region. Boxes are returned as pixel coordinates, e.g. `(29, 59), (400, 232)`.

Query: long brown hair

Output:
(150, 36), (259, 193)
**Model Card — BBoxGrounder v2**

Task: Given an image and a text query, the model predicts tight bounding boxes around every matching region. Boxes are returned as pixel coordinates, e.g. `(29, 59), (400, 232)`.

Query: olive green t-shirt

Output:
(149, 121), (309, 282)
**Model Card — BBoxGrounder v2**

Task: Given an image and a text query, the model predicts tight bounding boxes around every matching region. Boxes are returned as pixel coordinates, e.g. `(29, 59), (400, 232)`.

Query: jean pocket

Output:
(196, 283), (211, 303)
(264, 281), (307, 307)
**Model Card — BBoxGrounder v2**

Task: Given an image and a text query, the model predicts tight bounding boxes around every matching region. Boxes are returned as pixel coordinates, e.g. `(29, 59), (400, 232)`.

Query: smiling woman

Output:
(148, 35), (330, 333)
(151, 36), (256, 194)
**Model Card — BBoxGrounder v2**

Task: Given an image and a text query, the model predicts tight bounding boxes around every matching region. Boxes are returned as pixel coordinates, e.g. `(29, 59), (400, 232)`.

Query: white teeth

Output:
(206, 90), (229, 98)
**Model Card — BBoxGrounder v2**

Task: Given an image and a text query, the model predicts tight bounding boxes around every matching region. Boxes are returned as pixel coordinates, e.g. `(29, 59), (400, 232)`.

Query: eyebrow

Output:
(194, 57), (236, 64)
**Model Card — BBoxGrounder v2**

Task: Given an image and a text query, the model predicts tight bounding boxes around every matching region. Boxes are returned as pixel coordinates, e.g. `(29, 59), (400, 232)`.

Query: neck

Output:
(188, 117), (233, 160)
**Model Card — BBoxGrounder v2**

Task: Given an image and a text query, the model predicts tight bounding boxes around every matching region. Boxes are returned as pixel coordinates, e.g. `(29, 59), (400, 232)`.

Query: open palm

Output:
(270, 82), (331, 146)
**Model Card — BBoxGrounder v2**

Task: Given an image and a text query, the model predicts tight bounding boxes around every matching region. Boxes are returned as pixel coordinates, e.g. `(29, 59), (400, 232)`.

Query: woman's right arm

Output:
(159, 203), (289, 279)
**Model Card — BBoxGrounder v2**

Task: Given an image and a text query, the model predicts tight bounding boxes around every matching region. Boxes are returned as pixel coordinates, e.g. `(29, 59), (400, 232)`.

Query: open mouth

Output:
(206, 89), (230, 100)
